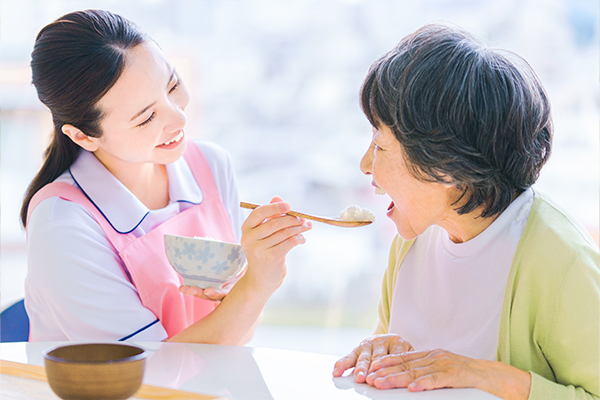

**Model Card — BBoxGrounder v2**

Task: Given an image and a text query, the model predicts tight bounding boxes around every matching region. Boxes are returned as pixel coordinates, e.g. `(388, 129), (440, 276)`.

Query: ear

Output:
(62, 124), (100, 152)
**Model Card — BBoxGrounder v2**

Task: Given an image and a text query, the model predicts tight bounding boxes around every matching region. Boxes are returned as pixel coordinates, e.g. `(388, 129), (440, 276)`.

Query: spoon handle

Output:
(240, 202), (372, 228)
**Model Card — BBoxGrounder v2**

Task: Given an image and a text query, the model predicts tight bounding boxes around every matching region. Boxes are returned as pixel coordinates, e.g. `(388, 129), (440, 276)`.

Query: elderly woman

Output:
(333, 24), (599, 400)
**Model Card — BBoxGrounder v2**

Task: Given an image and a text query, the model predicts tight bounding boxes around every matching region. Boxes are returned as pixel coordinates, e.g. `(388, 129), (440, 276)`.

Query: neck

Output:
(94, 154), (170, 210)
(441, 211), (499, 244)
(440, 190), (518, 243)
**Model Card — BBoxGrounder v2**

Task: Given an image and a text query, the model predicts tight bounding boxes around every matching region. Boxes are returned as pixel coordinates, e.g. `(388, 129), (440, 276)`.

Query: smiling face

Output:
(360, 125), (459, 240)
(88, 41), (190, 175)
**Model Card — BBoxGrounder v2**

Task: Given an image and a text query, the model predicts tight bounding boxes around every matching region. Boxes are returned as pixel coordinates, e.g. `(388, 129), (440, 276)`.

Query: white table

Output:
(0, 342), (500, 399)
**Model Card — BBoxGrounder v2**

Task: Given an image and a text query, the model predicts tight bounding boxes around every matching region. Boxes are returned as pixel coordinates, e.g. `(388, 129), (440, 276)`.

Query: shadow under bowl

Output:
(44, 343), (147, 400)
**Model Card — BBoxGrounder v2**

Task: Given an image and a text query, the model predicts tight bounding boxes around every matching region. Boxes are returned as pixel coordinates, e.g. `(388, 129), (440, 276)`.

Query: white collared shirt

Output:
(25, 140), (243, 342)
(389, 188), (534, 360)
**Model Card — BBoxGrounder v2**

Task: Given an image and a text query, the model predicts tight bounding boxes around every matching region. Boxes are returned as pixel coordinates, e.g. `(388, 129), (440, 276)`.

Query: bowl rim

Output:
(43, 343), (147, 364)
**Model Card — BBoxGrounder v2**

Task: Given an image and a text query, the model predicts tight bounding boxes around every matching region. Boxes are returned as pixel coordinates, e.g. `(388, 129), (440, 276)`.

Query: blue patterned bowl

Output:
(164, 234), (246, 289)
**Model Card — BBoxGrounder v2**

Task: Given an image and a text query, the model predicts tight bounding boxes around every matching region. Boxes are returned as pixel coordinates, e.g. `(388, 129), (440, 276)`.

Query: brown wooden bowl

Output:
(43, 343), (147, 400)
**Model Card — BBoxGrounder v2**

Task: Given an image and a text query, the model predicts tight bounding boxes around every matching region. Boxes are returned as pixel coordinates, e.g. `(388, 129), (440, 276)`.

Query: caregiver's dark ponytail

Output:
(21, 10), (147, 227)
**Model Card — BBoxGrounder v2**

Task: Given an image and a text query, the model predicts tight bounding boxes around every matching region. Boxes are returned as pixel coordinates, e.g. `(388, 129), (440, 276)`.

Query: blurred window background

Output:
(1, 0), (598, 356)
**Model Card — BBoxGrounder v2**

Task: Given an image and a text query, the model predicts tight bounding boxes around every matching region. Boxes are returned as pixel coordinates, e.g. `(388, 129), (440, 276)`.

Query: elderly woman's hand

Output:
(365, 349), (531, 400)
(332, 334), (414, 383)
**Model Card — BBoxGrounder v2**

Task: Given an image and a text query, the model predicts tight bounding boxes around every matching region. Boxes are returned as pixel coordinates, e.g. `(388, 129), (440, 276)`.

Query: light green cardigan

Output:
(374, 189), (600, 399)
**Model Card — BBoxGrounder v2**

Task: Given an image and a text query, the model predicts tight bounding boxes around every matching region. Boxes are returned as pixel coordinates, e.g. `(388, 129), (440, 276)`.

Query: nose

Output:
(165, 106), (186, 133)
(360, 141), (375, 175)
(164, 94), (188, 133)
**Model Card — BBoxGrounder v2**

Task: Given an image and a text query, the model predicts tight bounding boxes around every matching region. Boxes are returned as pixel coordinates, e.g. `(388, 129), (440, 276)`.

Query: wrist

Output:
(236, 271), (279, 301)
(476, 360), (531, 400)
(241, 261), (286, 293)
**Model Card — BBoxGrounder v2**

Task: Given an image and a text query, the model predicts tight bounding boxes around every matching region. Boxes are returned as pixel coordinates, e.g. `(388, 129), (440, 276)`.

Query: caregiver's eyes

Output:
(138, 112), (156, 127)
(169, 79), (180, 94)
(136, 75), (180, 128)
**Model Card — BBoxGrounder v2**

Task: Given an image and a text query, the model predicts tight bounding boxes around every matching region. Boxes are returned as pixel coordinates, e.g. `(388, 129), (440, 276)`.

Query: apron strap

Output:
(27, 182), (134, 250)
(183, 142), (220, 200)
(26, 141), (225, 250)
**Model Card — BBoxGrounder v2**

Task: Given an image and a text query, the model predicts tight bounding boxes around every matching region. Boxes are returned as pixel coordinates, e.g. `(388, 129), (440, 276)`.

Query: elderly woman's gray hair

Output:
(360, 23), (553, 218)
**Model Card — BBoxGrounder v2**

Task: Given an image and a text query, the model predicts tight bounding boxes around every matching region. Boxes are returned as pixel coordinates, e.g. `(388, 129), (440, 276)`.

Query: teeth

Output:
(375, 187), (386, 195)
(162, 131), (183, 145)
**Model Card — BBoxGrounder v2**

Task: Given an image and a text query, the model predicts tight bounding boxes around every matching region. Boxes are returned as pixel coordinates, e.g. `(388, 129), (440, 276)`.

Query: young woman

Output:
(21, 9), (312, 343)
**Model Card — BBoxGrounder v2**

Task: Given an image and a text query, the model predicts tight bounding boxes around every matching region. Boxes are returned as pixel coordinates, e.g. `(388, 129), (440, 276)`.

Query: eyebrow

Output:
(129, 69), (177, 122)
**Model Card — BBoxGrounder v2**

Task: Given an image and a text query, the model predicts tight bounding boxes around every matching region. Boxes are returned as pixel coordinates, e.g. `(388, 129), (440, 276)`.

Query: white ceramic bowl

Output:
(164, 234), (246, 289)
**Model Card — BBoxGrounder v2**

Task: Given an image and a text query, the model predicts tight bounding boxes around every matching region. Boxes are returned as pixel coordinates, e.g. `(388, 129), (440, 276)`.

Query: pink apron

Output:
(27, 143), (237, 339)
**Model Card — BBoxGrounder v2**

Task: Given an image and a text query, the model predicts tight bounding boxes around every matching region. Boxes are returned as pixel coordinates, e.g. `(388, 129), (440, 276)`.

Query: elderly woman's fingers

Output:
(333, 343), (373, 382)
(388, 337), (414, 355)
(366, 335), (411, 374)
(365, 349), (492, 393)
(371, 367), (431, 390)
(333, 334), (415, 381)
(367, 350), (460, 390)
(370, 349), (428, 371)
(332, 347), (361, 377)
(366, 352), (434, 386)
(352, 341), (376, 383)
(406, 372), (455, 392)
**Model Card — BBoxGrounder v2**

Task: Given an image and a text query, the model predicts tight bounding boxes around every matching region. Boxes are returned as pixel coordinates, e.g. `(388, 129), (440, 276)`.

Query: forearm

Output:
(240, 310), (264, 345)
(168, 276), (271, 345)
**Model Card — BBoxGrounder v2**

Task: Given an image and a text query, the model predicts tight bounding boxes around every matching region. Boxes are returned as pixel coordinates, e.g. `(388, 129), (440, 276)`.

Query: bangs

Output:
(359, 59), (396, 129)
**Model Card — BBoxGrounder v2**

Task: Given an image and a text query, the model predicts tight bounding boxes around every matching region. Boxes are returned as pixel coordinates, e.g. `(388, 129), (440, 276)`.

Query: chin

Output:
(164, 139), (188, 163)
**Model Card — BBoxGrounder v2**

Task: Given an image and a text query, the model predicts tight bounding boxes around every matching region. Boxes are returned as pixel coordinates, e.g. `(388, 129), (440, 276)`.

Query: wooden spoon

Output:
(240, 202), (373, 228)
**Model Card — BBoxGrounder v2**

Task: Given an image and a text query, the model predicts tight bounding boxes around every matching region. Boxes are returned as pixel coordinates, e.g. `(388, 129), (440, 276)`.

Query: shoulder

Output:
(527, 189), (597, 247)
(27, 181), (113, 277)
(26, 167), (89, 227)
(510, 188), (600, 317)
(511, 190), (600, 397)
(28, 188), (96, 232)
(517, 189), (599, 275)
(28, 197), (111, 269)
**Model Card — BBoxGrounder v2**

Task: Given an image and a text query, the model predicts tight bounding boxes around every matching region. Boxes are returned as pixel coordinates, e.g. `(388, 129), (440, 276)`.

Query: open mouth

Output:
(387, 201), (395, 211)
(373, 182), (386, 195)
